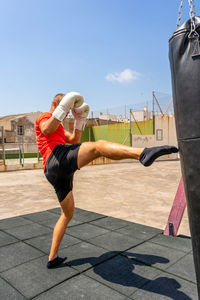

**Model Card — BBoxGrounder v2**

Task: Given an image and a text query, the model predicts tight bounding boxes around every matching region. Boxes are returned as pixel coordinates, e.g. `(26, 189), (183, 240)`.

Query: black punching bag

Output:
(169, 16), (200, 296)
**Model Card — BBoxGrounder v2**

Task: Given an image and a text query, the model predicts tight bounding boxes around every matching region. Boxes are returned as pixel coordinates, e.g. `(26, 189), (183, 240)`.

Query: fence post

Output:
(152, 91), (155, 135)
(1, 126), (6, 165)
(129, 109), (132, 146)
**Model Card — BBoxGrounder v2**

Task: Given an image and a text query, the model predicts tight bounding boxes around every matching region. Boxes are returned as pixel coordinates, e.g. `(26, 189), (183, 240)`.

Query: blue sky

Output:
(0, 0), (192, 116)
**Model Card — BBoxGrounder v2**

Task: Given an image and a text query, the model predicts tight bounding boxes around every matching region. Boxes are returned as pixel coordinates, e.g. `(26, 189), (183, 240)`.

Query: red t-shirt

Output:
(34, 112), (66, 170)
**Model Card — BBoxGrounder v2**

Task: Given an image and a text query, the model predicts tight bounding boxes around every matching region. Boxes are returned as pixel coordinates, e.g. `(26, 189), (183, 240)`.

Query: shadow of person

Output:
(66, 251), (193, 300)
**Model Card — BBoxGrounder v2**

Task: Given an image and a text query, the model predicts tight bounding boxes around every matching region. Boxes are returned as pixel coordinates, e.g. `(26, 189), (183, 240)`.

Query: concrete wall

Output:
(132, 115), (178, 159)
(132, 135), (155, 148)
(155, 115), (177, 146)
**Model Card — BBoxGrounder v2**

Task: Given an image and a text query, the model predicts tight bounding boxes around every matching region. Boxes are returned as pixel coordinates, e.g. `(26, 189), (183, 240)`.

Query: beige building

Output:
(0, 112), (42, 144)
(132, 114), (178, 158)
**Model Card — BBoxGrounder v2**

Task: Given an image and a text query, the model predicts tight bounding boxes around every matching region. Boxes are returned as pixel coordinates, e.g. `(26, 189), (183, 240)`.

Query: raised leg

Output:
(77, 140), (144, 169)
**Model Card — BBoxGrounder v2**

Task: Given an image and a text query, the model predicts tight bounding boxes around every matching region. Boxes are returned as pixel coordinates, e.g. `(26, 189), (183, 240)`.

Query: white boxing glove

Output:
(72, 103), (90, 131)
(52, 92), (84, 121)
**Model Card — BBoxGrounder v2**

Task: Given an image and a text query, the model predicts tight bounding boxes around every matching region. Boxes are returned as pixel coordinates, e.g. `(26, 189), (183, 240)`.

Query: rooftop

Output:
(0, 207), (197, 299)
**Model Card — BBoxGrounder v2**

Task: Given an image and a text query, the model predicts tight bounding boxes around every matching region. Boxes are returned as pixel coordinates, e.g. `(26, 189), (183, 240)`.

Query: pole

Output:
(129, 109), (132, 147)
(152, 91), (155, 135)
(1, 126), (5, 165)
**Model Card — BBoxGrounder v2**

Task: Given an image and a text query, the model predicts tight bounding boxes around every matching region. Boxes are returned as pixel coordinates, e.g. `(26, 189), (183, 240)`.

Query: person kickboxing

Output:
(34, 92), (179, 269)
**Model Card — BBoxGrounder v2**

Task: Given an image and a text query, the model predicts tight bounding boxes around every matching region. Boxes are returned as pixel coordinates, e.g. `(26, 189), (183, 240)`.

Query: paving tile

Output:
(73, 208), (106, 222)
(21, 211), (57, 223)
(90, 216), (131, 231)
(0, 216), (33, 230)
(0, 230), (18, 247)
(85, 254), (160, 297)
(1, 255), (78, 299)
(67, 223), (109, 240)
(150, 234), (192, 253)
(34, 274), (126, 300)
(33, 214), (61, 229)
(0, 241), (44, 272)
(47, 207), (61, 214)
(116, 223), (162, 241)
(22, 210), (59, 223)
(132, 273), (198, 300)
(0, 277), (26, 300)
(60, 241), (116, 272)
(37, 216), (83, 229)
(167, 253), (196, 283)
(121, 241), (186, 270)
(25, 233), (81, 254)
(67, 218), (84, 227)
(88, 231), (142, 251)
(48, 207), (105, 223)
(4, 223), (52, 240)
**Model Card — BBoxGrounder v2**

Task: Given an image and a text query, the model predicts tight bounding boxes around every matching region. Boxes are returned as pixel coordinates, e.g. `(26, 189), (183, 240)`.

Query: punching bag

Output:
(169, 14), (200, 297)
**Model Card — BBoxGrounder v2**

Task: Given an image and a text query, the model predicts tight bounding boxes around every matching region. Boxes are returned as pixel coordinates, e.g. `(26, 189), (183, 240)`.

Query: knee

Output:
(94, 140), (106, 155)
(61, 208), (74, 223)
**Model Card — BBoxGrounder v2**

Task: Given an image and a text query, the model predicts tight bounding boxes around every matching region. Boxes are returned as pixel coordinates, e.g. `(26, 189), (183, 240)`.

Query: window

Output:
(17, 125), (24, 136)
(156, 129), (163, 141)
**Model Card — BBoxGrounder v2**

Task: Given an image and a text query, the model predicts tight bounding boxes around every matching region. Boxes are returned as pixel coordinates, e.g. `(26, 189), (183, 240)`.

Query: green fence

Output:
(81, 120), (153, 146)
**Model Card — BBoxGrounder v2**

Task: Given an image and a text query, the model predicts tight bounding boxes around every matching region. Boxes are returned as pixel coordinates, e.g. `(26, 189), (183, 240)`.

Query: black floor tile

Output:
(0, 241), (44, 272)
(167, 253), (196, 283)
(73, 208), (106, 222)
(61, 241), (117, 272)
(34, 274), (126, 300)
(25, 233), (81, 254)
(116, 223), (162, 241)
(150, 234), (192, 253)
(67, 223), (109, 240)
(132, 273), (197, 300)
(0, 216), (33, 230)
(85, 254), (160, 297)
(90, 216), (131, 231)
(1, 255), (78, 299)
(21, 211), (58, 223)
(121, 241), (187, 270)
(88, 231), (142, 251)
(0, 277), (26, 300)
(4, 223), (52, 240)
(0, 230), (18, 247)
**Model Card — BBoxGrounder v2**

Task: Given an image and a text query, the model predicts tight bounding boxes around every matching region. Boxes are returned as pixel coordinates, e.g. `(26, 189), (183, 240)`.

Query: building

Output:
(0, 112), (42, 144)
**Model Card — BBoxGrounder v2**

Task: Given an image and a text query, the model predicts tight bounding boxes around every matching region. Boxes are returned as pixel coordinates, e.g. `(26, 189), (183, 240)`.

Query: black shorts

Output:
(44, 144), (81, 203)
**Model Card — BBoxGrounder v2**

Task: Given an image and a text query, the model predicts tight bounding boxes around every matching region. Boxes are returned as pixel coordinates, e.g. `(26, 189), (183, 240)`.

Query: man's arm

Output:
(40, 117), (61, 135)
(64, 129), (82, 144)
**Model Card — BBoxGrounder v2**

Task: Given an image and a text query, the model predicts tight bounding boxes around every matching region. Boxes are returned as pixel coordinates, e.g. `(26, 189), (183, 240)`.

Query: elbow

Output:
(43, 128), (52, 135)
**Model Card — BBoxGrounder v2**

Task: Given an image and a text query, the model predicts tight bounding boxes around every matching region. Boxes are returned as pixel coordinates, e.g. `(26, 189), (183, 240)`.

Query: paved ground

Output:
(0, 160), (189, 236)
(0, 207), (197, 299)
(0, 160), (197, 299)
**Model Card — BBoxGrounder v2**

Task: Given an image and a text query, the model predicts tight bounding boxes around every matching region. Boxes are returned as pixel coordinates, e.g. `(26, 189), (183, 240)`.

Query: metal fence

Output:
(90, 91), (173, 119)
(0, 127), (41, 166)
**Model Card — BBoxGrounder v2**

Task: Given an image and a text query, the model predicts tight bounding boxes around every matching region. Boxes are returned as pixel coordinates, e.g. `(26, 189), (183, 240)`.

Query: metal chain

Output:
(177, 0), (184, 28)
(188, 0), (198, 36)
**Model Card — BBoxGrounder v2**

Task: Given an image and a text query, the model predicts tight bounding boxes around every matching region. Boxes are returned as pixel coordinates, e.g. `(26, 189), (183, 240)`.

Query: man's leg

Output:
(77, 140), (178, 168)
(47, 191), (74, 267)
(77, 140), (144, 168)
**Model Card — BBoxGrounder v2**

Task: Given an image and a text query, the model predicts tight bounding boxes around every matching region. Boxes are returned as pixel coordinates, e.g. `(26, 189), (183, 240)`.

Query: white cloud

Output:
(105, 68), (140, 83)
